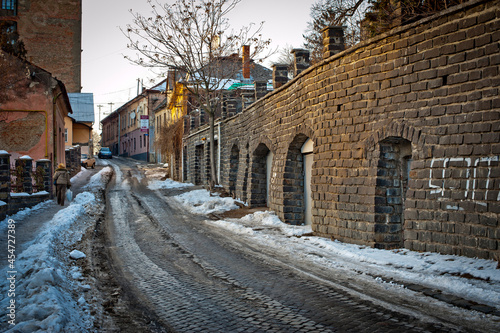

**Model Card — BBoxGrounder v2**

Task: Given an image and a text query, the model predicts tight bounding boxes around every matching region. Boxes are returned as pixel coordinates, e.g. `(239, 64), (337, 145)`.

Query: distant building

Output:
(0, 0), (82, 92)
(67, 93), (95, 156)
(101, 80), (166, 161)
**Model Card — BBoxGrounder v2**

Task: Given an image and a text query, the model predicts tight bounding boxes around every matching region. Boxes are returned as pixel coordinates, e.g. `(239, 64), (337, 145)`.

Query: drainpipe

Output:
(181, 138), (184, 183)
(118, 113), (121, 156)
(217, 122), (221, 184)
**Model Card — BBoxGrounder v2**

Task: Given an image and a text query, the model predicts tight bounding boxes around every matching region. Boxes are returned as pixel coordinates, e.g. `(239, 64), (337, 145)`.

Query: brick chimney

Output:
(291, 48), (310, 76)
(272, 64), (288, 89)
(321, 26), (345, 59)
(242, 45), (250, 79)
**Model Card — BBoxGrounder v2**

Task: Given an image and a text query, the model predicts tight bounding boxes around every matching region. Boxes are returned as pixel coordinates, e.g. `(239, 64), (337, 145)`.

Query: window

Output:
(2, 0), (16, 10)
(64, 129), (68, 143)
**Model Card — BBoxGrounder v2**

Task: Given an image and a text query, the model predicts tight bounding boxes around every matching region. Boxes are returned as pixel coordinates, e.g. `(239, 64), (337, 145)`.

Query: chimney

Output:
(291, 48), (310, 76)
(242, 45), (250, 79)
(321, 26), (345, 59)
(272, 64), (288, 89)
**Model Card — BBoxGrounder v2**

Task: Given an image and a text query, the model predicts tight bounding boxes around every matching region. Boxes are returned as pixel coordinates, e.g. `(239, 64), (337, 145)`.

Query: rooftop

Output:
(68, 93), (95, 123)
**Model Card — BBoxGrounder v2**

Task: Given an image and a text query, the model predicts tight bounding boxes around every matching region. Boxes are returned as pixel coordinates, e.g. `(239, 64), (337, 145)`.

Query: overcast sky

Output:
(81, 0), (317, 122)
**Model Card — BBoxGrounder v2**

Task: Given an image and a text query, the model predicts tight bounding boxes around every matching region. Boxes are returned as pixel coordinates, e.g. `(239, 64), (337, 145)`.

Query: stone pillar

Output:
(226, 99), (238, 118)
(242, 91), (254, 110)
(16, 156), (33, 194)
(254, 81), (267, 100)
(0, 151), (11, 201)
(292, 48), (310, 76)
(75, 145), (81, 170)
(69, 147), (76, 176)
(199, 109), (206, 126)
(183, 115), (190, 133)
(321, 26), (345, 59)
(36, 159), (52, 194)
(272, 64), (289, 89)
(190, 115), (196, 130)
(65, 148), (70, 169)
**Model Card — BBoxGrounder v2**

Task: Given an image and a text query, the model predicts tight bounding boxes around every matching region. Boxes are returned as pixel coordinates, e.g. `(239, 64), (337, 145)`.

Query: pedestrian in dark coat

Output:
(53, 163), (71, 206)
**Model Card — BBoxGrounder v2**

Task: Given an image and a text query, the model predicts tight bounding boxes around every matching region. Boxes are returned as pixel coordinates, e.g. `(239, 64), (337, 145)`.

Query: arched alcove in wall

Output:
(249, 143), (272, 207)
(374, 137), (412, 249)
(282, 133), (312, 225)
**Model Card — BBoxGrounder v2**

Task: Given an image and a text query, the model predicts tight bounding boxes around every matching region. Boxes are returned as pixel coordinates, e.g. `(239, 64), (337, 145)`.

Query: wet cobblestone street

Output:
(102, 159), (482, 332)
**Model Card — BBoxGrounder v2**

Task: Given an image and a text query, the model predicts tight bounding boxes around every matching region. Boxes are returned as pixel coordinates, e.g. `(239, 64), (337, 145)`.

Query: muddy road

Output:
(96, 158), (484, 332)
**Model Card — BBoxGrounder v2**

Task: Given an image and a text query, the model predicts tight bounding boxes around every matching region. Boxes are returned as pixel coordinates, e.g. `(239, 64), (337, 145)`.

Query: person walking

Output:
(53, 163), (71, 206)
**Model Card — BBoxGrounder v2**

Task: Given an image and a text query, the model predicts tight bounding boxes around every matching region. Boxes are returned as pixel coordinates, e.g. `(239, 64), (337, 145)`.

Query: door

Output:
(301, 138), (313, 226)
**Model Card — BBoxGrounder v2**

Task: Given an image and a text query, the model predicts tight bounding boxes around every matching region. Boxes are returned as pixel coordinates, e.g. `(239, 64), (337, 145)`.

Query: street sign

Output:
(140, 115), (149, 132)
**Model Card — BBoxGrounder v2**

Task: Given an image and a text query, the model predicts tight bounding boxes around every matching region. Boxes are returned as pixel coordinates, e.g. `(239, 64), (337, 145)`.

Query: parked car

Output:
(81, 154), (96, 169)
(98, 147), (112, 159)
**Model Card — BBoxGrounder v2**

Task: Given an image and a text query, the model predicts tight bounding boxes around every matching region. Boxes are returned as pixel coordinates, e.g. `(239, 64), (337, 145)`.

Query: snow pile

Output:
(175, 189), (240, 214)
(0, 192), (96, 332)
(0, 167), (112, 332)
(70, 167), (90, 184)
(148, 178), (194, 190)
(83, 166), (113, 191)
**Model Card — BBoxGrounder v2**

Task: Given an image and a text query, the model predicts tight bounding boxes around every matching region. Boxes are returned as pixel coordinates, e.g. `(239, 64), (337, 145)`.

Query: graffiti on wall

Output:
(429, 156), (500, 208)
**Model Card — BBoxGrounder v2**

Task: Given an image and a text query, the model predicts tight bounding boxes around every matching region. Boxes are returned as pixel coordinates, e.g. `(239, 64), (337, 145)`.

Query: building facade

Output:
(0, 0), (82, 93)
(0, 51), (72, 166)
(101, 82), (166, 161)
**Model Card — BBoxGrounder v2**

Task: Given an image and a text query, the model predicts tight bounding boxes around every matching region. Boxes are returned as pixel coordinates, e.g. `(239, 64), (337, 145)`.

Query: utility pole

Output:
(137, 78), (144, 95)
(97, 104), (103, 130)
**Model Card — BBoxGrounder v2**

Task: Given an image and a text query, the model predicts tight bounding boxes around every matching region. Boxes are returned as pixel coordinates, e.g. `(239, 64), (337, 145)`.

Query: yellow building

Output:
(153, 73), (187, 179)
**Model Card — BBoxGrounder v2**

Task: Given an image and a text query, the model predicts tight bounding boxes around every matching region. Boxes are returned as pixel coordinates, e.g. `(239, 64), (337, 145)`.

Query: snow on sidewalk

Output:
(154, 178), (500, 312)
(0, 167), (112, 332)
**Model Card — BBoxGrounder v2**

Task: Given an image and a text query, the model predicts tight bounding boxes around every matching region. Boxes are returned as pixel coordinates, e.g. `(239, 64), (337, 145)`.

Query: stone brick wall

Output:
(184, 0), (500, 259)
(0, 152), (52, 221)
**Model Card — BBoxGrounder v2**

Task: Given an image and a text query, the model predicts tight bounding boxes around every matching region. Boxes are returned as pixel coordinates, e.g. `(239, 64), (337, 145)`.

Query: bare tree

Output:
(363, 0), (467, 37)
(303, 0), (368, 64)
(123, 0), (272, 189)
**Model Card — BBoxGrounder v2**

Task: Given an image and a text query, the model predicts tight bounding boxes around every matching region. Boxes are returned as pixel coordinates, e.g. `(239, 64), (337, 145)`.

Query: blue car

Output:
(98, 147), (112, 159)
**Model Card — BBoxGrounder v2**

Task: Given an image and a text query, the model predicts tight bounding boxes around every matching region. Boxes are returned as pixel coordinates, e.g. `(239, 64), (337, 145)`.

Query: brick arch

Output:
(248, 140), (275, 207)
(363, 121), (421, 159)
(248, 134), (275, 157)
(288, 123), (315, 148)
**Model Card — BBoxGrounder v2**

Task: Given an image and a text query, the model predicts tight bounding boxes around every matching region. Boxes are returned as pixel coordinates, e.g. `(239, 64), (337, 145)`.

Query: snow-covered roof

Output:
(68, 93), (95, 123)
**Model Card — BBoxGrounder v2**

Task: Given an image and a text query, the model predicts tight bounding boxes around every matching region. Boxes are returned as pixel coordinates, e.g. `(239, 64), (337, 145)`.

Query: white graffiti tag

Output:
(429, 156), (500, 204)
